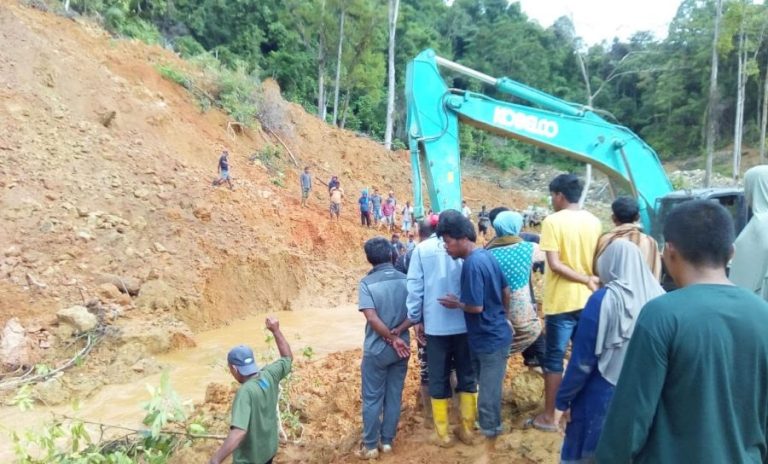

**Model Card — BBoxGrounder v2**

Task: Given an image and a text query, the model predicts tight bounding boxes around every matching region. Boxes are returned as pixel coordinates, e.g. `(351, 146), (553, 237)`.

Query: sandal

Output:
(523, 416), (560, 433)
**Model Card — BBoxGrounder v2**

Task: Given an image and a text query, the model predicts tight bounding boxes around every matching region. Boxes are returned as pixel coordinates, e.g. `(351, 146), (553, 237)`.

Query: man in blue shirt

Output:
(437, 210), (512, 456)
(370, 189), (383, 227)
(359, 191), (372, 228)
(299, 166), (312, 207)
(214, 150), (234, 190)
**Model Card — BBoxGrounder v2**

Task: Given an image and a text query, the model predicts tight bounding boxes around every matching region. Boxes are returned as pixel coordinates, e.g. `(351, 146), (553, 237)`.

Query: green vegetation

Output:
(55, 0), (768, 168)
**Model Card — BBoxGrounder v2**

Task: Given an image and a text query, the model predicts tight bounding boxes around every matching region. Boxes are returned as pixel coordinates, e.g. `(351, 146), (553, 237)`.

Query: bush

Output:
(156, 64), (190, 89)
(173, 35), (206, 58)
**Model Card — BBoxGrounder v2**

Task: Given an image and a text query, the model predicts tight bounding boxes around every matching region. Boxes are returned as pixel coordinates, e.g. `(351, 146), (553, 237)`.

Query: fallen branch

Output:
(264, 128), (299, 167)
(56, 414), (227, 440)
(0, 330), (101, 390)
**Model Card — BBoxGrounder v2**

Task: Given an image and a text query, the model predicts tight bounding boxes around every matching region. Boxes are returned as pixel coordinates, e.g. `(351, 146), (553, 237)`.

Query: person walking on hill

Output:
(300, 166), (312, 207)
(328, 175), (340, 195)
(461, 201), (472, 219)
(437, 212), (513, 454)
(596, 200), (768, 463)
(555, 240), (664, 463)
(594, 196), (661, 281)
(401, 201), (414, 233)
(530, 174), (602, 433)
(329, 186), (344, 221)
(357, 237), (410, 459)
(213, 150), (234, 190)
(392, 212), (477, 447)
(382, 198), (396, 232)
(477, 205), (491, 239)
(208, 317), (292, 464)
(730, 165), (768, 301)
(371, 189), (383, 227)
(359, 190), (372, 228)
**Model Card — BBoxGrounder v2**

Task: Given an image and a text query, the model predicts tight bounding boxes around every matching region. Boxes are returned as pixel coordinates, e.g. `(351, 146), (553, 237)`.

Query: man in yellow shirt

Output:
(529, 174), (602, 432)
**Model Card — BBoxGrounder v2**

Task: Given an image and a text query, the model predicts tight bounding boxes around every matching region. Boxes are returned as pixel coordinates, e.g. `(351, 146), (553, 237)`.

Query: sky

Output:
(515, 0), (683, 45)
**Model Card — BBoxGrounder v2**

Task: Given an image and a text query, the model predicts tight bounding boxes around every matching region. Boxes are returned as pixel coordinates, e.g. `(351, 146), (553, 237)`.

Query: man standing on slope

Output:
(596, 200), (768, 463)
(213, 150), (234, 190)
(209, 317), (292, 464)
(393, 212), (478, 447)
(300, 166), (312, 207)
(530, 174), (602, 432)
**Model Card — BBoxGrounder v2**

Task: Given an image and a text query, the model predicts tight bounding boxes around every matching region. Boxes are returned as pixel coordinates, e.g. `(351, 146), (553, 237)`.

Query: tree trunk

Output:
(733, 27), (747, 181)
(64, 0), (70, 11)
(332, 8), (345, 126)
(705, 0), (723, 188)
(383, 0), (400, 150)
(317, 0), (327, 121)
(576, 52), (593, 207)
(760, 64), (768, 163)
(340, 89), (351, 129)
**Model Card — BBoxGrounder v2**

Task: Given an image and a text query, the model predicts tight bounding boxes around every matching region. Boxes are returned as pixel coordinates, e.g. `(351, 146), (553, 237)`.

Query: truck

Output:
(404, 49), (747, 242)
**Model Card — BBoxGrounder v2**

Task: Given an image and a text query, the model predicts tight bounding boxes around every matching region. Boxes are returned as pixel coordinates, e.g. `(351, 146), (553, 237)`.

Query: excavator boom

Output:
(406, 49), (673, 232)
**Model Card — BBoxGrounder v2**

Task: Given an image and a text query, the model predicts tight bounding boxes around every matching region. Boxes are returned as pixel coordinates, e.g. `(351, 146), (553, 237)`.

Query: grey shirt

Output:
(300, 172), (312, 189)
(358, 263), (410, 355)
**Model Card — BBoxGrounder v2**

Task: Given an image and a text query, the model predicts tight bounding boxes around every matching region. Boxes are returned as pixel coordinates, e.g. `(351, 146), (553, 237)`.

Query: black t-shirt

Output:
(219, 155), (229, 171)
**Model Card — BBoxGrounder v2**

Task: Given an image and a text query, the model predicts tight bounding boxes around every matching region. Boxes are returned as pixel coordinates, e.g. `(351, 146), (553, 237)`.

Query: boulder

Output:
(98, 283), (122, 300)
(135, 279), (176, 311)
(508, 370), (544, 413)
(0, 318), (30, 367)
(57, 305), (98, 332)
(116, 325), (171, 354)
(193, 204), (212, 222)
(96, 273), (141, 296)
(33, 378), (70, 406)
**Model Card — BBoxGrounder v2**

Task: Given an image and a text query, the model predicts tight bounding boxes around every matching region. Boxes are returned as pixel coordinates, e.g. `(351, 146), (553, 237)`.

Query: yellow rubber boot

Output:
(456, 392), (479, 445)
(430, 398), (454, 447)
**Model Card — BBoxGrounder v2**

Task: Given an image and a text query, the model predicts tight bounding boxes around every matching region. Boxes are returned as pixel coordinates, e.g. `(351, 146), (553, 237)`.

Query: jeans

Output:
(361, 211), (371, 227)
(471, 346), (510, 437)
(361, 347), (409, 448)
(542, 310), (581, 373)
(425, 334), (477, 398)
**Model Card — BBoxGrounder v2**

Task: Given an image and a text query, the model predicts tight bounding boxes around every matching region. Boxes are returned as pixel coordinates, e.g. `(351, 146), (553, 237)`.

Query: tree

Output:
(384, 0), (400, 149)
(332, 5), (345, 126)
(705, 0), (723, 188)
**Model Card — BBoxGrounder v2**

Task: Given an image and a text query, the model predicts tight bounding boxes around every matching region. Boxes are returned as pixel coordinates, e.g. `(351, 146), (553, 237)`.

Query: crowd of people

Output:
(209, 164), (768, 464)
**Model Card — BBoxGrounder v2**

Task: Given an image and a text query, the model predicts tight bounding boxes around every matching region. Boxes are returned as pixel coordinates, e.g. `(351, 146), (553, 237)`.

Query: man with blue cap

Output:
(209, 317), (293, 464)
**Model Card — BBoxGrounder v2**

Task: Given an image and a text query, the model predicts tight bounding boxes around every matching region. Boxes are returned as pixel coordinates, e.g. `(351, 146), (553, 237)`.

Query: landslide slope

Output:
(0, 3), (527, 340)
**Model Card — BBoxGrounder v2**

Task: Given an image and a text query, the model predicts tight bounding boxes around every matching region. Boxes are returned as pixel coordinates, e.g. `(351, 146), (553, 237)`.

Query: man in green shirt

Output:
(596, 200), (768, 463)
(209, 317), (293, 464)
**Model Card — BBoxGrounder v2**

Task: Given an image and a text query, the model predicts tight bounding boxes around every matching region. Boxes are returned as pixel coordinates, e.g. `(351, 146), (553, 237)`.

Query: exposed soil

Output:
(0, 2), (566, 463)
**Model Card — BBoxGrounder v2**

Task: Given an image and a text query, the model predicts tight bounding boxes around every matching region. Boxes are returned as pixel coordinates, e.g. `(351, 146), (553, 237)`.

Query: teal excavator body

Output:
(405, 48), (674, 233)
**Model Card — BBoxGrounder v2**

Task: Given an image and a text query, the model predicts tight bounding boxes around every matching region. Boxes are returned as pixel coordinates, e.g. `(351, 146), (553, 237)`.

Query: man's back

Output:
(597, 284), (768, 463)
(540, 209), (602, 314)
(231, 358), (292, 464)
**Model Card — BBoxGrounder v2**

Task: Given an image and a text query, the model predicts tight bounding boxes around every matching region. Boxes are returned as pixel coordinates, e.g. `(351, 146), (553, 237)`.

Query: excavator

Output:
(405, 49), (747, 242)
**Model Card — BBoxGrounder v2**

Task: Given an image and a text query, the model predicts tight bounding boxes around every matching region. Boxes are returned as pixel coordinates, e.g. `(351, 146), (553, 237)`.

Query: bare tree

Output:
(733, 16), (747, 181)
(760, 59), (768, 163)
(317, 0), (328, 121)
(332, 7), (345, 126)
(705, 0), (723, 188)
(383, 0), (400, 150)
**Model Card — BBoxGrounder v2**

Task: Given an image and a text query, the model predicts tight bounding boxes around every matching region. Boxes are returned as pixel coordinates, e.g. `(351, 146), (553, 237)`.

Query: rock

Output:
(508, 370), (545, 413)
(259, 190), (274, 199)
(133, 188), (150, 199)
(33, 378), (70, 406)
(152, 242), (168, 253)
(76, 206), (89, 217)
(157, 191), (172, 201)
(25, 273), (47, 289)
(98, 283), (122, 300)
(96, 273), (141, 296)
(116, 293), (133, 306)
(4, 245), (21, 257)
(116, 325), (171, 354)
(193, 204), (212, 222)
(0, 318), (30, 367)
(132, 216), (147, 231)
(57, 305), (98, 332)
(135, 279), (176, 311)
(76, 230), (93, 241)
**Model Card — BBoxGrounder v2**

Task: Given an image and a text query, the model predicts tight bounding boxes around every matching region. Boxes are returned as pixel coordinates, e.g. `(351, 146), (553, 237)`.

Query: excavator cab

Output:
(652, 188), (748, 244)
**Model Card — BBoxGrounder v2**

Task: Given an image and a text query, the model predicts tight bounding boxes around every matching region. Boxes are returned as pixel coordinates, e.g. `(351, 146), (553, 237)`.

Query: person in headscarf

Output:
(553, 240), (664, 463)
(486, 211), (543, 360)
(730, 165), (768, 301)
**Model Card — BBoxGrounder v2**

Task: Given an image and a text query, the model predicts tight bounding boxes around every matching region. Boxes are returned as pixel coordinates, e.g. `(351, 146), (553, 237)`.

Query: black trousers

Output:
(425, 333), (477, 398)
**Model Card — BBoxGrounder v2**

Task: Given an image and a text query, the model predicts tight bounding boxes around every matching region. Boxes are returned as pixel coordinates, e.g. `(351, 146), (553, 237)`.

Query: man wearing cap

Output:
(209, 317), (293, 464)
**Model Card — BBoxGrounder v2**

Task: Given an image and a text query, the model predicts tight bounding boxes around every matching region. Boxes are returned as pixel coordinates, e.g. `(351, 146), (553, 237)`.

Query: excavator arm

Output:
(405, 49), (672, 231)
